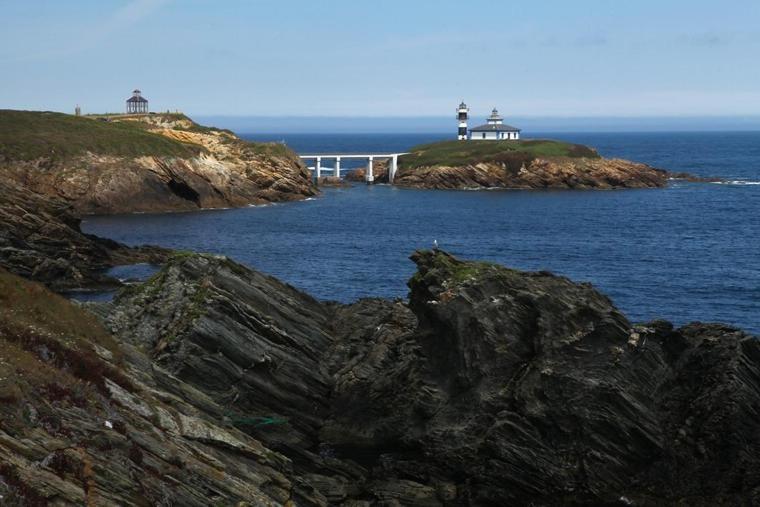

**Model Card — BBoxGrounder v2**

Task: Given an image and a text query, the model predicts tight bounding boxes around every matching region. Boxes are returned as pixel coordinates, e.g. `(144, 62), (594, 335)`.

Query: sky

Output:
(2, 0), (760, 130)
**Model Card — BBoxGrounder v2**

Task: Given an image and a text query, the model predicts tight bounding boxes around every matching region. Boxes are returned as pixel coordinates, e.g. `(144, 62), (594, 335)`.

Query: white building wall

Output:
(469, 131), (520, 140)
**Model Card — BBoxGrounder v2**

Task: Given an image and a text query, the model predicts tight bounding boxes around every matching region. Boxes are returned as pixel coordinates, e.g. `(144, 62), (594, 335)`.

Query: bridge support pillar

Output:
(316, 156), (322, 180)
(367, 156), (374, 184)
(390, 155), (398, 183)
(335, 157), (341, 178)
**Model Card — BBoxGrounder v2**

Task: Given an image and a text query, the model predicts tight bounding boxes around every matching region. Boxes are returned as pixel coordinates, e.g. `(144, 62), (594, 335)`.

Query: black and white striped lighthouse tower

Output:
(457, 101), (469, 140)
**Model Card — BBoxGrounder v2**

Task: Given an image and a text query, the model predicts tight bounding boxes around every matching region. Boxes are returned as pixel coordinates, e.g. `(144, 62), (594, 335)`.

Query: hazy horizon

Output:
(2, 1), (759, 117)
(196, 115), (760, 134)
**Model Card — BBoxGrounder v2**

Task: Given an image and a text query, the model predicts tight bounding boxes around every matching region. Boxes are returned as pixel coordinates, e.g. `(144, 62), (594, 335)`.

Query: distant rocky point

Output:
(0, 110), (317, 214)
(390, 139), (704, 190)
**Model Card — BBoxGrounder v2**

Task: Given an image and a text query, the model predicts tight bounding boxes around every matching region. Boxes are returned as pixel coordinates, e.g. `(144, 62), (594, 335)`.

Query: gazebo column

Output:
(316, 157), (322, 180)
(335, 157), (341, 178)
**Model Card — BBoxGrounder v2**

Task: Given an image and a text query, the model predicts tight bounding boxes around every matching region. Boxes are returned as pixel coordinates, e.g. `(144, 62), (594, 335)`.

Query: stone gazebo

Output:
(126, 89), (149, 114)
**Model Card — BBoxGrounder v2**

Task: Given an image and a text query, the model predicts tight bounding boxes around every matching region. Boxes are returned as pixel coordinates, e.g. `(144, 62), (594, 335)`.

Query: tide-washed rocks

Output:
(0, 180), (166, 290)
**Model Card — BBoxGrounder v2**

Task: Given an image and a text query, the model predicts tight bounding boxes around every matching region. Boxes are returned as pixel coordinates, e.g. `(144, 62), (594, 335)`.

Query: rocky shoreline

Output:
(0, 111), (318, 214)
(393, 156), (671, 190)
(1, 193), (759, 504)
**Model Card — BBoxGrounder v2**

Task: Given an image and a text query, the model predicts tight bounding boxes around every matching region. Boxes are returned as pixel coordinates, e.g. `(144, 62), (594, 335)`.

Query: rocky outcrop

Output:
(317, 175), (352, 187)
(325, 251), (760, 504)
(97, 251), (760, 504)
(344, 159), (390, 184)
(394, 156), (669, 190)
(0, 268), (319, 506)
(0, 111), (317, 214)
(3, 245), (759, 505)
(0, 180), (166, 290)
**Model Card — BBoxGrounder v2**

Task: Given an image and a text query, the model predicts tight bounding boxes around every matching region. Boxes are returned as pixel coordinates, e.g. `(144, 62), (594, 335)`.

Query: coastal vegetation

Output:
(0, 110), (204, 161)
(0, 109), (316, 214)
(399, 138), (601, 170)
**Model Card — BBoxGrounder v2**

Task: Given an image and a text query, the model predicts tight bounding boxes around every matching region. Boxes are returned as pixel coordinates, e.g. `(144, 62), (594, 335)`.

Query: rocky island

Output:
(0, 110), (317, 214)
(390, 139), (671, 190)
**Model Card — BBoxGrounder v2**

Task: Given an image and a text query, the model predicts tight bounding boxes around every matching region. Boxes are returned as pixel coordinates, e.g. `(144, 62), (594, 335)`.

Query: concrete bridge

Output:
(299, 153), (408, 183)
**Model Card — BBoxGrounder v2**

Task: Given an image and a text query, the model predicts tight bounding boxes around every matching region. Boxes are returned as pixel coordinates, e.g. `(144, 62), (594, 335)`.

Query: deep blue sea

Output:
(83, 132), (760, 334)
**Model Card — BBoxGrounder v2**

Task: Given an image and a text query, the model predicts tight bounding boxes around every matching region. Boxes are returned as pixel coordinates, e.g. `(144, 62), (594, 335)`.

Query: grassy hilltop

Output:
(0, 110), (204, 161)
(399, 139), (601, 170)
(0, 110), (293, 162)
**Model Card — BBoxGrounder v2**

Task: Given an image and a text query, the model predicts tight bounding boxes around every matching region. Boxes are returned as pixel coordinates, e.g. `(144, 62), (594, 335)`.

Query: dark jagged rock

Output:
(0, 180), (167, 290)
(103, 254), (334, 455)
(324, 251), (760, 504)
(3, 246), (759, 505)
(0, 268), (310, 506)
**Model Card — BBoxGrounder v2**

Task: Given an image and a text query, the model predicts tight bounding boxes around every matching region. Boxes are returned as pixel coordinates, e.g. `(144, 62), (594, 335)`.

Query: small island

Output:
(391, 138), (669, 190)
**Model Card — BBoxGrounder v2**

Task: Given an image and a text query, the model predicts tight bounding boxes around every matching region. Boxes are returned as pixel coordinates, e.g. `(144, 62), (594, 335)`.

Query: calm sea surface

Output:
(83, 132), (760, 334)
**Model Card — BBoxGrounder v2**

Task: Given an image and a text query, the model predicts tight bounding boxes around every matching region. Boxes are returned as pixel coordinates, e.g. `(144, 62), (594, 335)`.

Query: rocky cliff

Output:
(4, 244), (758, 505)
(394, 156), (669, 189)
(0, 110), (317, 214)
(392, 139), (677, 190)
(0, 179), (166, 290)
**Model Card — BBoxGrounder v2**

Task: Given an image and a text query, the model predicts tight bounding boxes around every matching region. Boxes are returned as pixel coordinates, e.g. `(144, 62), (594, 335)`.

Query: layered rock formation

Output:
(0, 110), (317, 214)
(5, 250), (744, 505)
(2, 221), (759, 505)
(386, 139), (709, 190)
(0, 180), (166, 290)
(394, 156), (669, 190)
(0, 268), (318, 506)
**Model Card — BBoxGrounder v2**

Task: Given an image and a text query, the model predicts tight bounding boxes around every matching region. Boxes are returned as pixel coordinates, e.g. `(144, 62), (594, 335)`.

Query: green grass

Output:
(410, 250), (518, 288)
(399, 139), (600, 170)
(0, 110), (206, 161)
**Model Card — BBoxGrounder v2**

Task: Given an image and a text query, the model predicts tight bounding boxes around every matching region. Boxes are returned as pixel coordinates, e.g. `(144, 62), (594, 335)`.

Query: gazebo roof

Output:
(127, 96), (148, 103)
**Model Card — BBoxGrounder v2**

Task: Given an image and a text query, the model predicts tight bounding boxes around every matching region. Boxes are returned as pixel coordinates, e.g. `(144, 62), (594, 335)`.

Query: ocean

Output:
(82, 131), (760, 334)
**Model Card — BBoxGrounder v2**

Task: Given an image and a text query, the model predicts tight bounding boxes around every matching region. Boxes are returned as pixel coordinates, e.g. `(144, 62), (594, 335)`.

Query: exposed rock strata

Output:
(96, 251), (760, 504)
(2, 238), (759, 504)
(0, 180), (166, 290)
(394, 157), (670, 190)
(0, 112), (317, 214)
(0, 268), (319, 506)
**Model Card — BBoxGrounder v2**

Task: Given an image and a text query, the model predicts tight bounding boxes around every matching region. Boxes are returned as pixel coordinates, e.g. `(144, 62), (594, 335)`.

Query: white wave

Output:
(712, 180), (760, 186)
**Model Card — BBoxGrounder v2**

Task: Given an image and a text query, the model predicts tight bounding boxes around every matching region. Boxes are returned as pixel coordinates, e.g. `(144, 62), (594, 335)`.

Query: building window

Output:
(482, 133), (486, 139)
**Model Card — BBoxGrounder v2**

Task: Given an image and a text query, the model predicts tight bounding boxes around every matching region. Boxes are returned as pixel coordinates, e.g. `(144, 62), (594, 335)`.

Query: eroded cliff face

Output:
(0, 180), (166, 290)
(76, 252), (760, 505)
(3, 239), (759, 505)
(0, 113), (317, 214)
(393, 157), (669, 190)
(0, 268), (320, 506)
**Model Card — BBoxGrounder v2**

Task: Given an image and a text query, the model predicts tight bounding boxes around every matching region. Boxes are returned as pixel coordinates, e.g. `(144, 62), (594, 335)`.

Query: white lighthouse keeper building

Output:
(468, 108), (521, 140)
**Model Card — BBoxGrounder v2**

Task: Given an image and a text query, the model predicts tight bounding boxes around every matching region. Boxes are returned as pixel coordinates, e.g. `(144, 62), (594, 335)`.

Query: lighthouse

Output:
(457, 101), (469, 140)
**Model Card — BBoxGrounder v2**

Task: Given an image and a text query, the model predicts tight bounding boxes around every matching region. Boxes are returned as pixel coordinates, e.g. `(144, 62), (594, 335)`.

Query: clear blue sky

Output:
(2, 0), (760, 121)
